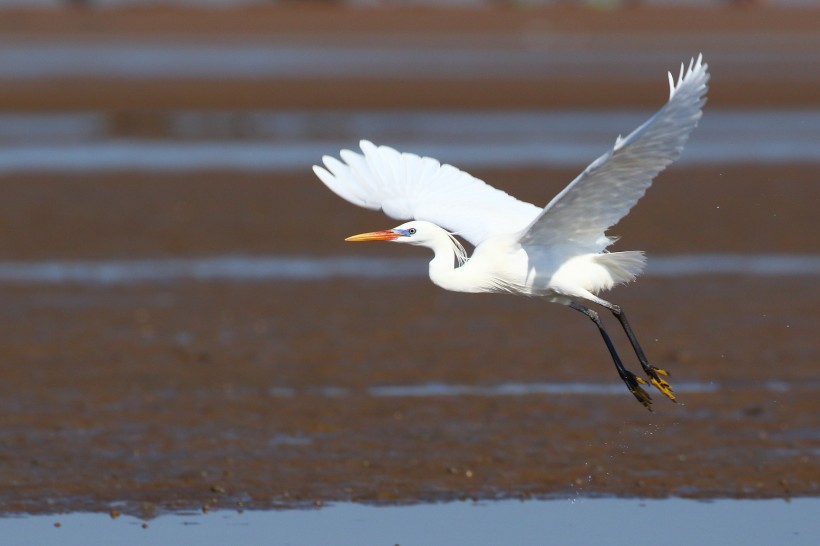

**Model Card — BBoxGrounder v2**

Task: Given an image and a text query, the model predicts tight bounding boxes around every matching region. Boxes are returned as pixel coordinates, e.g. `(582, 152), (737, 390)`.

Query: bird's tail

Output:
(596, 251), (646, 285)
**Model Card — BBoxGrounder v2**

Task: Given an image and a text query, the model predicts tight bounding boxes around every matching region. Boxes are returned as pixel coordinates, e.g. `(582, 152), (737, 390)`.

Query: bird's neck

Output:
(427, 234), (478, 293)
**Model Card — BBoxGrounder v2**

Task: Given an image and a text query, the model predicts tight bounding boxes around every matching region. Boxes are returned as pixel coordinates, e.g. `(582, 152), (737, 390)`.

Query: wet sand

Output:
(0, 277), (820, 515)
(0, 277), (817, 516)
(0, 165), (816, 260)
(0, 5), (818, 516)
(0, 164), (818, 516)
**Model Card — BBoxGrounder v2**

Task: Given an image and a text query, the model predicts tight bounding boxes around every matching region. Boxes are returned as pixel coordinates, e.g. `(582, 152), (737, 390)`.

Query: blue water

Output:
(269, 378), (816, 399)
(3, 498), (817, 546)
(1, 37), (817, 80)
(366, 380), (719, 397)
(0, 254), (815, 285)
(0, 110), (818, 172)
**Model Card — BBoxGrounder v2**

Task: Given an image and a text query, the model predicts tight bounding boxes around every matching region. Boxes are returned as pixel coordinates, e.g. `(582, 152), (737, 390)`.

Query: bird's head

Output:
(345, 220), (443, 247)
(345, 220), (469, 266)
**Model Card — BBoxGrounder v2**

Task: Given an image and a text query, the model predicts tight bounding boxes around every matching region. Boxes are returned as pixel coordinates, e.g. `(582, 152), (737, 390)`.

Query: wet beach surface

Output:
(0, 3), (818, 528)
(0, 164), (817, 516)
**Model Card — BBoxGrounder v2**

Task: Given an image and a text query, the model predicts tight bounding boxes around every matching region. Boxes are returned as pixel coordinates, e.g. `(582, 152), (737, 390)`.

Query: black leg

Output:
(609, 305), (675, 402)
(569, 301), (653, 410)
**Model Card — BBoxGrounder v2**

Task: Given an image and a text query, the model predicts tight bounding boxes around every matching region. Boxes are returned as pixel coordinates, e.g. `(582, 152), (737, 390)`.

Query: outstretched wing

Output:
(520, 55), (710, 252)
(314, 140), (541, 247)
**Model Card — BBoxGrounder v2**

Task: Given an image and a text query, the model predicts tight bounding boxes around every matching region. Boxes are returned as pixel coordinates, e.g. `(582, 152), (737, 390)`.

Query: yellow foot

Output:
(645, 366), (676, 402)
(624, 373), (653, 411)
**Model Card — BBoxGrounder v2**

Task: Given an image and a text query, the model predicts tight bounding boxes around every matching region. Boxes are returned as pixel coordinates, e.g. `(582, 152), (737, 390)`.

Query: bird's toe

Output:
(623, 372), (653, 411)
(646, 366), (676, 402)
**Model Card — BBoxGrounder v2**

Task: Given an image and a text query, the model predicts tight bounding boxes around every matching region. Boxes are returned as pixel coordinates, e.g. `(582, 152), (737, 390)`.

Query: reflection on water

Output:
(2, 40), (814, 80)
(1, 498), (816, 546)
(367, 381), (720, 397)
(0, 110), (819, 172)
(0, 112), (104, 143)
(0, 254), (816, 285)
(259, 379), (814, 399)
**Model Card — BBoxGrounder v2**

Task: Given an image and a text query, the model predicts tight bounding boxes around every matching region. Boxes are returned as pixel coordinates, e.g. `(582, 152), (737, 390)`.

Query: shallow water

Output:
(365, 379), (811, 397)
(4, 498), (818, 546)
(2, 39), (815, 80)
(0, 254), (815, 284)
(0, 110), (819, 173)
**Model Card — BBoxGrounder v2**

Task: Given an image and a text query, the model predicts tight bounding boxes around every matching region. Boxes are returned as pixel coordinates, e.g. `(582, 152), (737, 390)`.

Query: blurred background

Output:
(0, 0), (817, 260)
(0, 0), (817, 515)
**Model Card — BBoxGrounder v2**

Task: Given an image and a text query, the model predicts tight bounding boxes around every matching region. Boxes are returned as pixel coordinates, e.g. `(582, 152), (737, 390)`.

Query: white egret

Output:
(314, 55), (709, 410)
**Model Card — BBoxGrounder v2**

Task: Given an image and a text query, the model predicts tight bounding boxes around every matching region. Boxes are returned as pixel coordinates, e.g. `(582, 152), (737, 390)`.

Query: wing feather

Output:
(316, 56), (708, 251)
(314, 140), (541, 246)
(519, 54), (709, 252)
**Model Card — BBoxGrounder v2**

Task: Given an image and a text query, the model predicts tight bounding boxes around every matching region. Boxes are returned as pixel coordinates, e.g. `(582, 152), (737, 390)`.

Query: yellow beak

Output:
(345, 229), (401, 242)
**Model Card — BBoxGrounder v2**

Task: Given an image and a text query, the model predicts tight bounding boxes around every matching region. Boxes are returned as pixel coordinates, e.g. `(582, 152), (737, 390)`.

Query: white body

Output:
(314, 56), (709, 309)
(398, 220), (642, 304)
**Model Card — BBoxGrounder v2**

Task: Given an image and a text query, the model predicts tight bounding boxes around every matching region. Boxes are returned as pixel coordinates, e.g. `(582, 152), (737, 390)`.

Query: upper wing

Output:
(314, 140), (541, 246)
(519, 55), (710, 252)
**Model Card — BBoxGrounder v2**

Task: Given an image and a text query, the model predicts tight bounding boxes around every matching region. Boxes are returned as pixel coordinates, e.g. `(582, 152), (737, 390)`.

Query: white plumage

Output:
(314, 55), (710, 410)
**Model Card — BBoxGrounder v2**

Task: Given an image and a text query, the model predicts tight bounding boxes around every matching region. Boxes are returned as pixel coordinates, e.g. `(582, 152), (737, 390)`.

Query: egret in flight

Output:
(314, 55), (709, 410)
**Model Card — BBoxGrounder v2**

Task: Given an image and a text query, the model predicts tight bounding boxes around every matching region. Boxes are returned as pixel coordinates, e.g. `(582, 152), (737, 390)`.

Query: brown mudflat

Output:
(0, 278), (818, 514)
(0, 163), (817, 516)
(0, 4), (818, 517)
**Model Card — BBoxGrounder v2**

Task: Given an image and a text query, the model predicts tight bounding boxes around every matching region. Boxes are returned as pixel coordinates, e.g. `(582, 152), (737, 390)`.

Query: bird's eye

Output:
(408, 228), (417, 235)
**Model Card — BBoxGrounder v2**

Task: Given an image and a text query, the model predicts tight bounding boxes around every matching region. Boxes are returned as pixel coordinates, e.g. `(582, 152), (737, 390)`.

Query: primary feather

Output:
(314, 55), (708, 255)
(519, 54), (709, 253)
